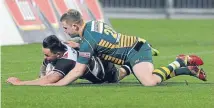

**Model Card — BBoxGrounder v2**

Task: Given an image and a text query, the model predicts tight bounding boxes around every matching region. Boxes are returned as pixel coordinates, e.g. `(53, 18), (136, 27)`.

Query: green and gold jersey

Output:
(77, 21), (146, 65)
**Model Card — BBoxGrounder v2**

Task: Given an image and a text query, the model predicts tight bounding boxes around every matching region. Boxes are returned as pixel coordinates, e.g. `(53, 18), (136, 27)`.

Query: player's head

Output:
(60, 9), (84, 37)
(42, 35), (67, 61)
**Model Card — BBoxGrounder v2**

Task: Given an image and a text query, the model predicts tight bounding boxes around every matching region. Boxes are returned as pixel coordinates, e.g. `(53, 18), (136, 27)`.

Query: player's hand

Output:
(6, 77), (21, 85)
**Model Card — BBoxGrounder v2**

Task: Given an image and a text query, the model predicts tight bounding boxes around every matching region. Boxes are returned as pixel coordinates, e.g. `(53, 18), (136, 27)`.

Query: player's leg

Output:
(83, 56), (132, 83)
(131, 57), (206, 85)
(129, 42), (195, 86)
(132, 57), (191, 86)
(132, 62), (158, 86)
(98, 58), (120, 83)
(167, 66), (207, 81)
(118, 65), (132, 81)
(118, 46), (159, 82)
(101, 62), (132, 83)
(166, 54), (206, 81)
(152, 54), (207, 83)
(130, 42), (161, 86)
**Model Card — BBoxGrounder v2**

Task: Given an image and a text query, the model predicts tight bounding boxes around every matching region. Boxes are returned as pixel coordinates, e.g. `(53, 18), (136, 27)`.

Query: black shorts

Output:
(101, 60), (119, 83)
(81, 57), (119, 84)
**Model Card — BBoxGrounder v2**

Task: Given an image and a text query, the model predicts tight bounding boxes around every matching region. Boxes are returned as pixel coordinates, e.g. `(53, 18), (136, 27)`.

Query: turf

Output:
(1, 19), (214, 108)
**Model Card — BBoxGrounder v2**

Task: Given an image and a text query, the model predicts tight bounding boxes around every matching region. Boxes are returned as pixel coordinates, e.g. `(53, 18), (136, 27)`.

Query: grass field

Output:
(1, 19), (214, 108)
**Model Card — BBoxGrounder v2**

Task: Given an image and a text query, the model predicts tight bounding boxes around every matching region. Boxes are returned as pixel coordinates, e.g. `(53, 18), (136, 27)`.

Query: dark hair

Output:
(42, 35), (67, 53)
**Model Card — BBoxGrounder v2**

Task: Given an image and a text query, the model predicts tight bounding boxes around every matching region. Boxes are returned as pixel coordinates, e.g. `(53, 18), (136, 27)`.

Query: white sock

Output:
(169, 61), (180, 71)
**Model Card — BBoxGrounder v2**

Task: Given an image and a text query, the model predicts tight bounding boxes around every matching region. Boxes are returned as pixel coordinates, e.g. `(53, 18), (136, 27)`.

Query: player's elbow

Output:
(53, 70), (85, 86)
(39, 77), (62, 85)
(39, 80), (55, 85)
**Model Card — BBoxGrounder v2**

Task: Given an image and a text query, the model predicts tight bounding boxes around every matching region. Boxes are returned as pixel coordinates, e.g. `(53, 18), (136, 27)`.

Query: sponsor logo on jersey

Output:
(91, 21), (103, 33)
(79, 52), (91, 58)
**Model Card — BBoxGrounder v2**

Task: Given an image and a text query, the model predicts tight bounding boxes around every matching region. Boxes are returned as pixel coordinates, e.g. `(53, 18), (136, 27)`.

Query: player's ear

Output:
(73, 24), (79, 31)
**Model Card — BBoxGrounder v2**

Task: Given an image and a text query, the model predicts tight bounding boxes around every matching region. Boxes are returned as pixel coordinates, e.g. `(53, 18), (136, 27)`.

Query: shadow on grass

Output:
(68, 81), (214, 87)
(2, 81), (213, 88)
(160, 81), (214, 86)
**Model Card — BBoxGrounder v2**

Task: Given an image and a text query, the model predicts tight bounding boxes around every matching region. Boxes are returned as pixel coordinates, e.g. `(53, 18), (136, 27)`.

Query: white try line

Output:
(2, 50), (214, 76)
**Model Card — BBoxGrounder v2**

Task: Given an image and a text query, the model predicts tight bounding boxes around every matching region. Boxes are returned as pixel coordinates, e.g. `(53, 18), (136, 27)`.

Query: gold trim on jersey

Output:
(100, 54), (124, 65)
(104, 55), (109, 60)
(120, 35), (124, 47)
(98, 35), (137, 48)
(108, 42), (115, 49)
(103, 41), (110, 48)
(127, 36), (130, 47)
(120, 35), (137, 48)
(98, 40), (105, 46)
(138, 38), (146, 43)
(130, 36), (134, 46)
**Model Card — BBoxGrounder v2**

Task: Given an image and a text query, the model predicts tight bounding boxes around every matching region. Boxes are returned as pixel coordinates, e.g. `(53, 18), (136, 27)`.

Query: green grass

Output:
(2, 19), (214, 108)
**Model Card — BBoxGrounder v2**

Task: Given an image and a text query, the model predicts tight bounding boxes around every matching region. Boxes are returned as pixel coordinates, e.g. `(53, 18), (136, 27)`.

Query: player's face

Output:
(42, 48), (58, 62)
(62, 21), (79, 37)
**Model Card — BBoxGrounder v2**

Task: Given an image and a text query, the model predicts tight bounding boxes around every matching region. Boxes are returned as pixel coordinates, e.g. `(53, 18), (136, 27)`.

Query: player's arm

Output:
(39, 64), (46, 78)
(6, 72), (63, 86)
(45, 63), (87, 86)
(45, 38), (96, 86)
(39, 59), (49, 78)
(7, 59), (76, 86)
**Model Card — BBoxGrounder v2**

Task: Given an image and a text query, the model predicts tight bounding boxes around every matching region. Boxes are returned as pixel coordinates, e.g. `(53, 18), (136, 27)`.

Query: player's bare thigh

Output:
(132, 62), (161, 86)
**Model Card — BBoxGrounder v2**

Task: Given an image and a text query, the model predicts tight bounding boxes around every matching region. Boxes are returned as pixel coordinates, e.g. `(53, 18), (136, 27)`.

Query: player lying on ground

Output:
(6, 35), (132, 85)
(42, 9), (207, 86)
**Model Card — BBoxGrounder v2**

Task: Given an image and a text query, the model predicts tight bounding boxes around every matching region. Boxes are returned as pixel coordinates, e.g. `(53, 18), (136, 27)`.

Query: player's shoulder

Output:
(86, 20), (104, 34)
(82, 21), (103, 43)
(60, 43), (78, 61)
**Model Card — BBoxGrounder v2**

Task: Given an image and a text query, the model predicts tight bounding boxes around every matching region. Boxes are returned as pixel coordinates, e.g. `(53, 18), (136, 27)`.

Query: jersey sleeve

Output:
(53, 59), (76, 76)
(77, 38), (96, 64)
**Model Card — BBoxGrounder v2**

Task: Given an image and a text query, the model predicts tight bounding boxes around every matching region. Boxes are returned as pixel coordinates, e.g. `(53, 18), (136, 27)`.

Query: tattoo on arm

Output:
(39, 65), (46, 78)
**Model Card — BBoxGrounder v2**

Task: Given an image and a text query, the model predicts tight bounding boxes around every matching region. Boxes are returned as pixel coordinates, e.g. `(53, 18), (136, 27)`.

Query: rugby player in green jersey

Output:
(46, 9), (206, 86)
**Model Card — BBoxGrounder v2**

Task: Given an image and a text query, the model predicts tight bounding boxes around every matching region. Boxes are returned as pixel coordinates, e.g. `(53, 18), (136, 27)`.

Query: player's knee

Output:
(139, 76), (159, 86)
(141, 81), (157, 86)
(137, 77), (158, 86)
